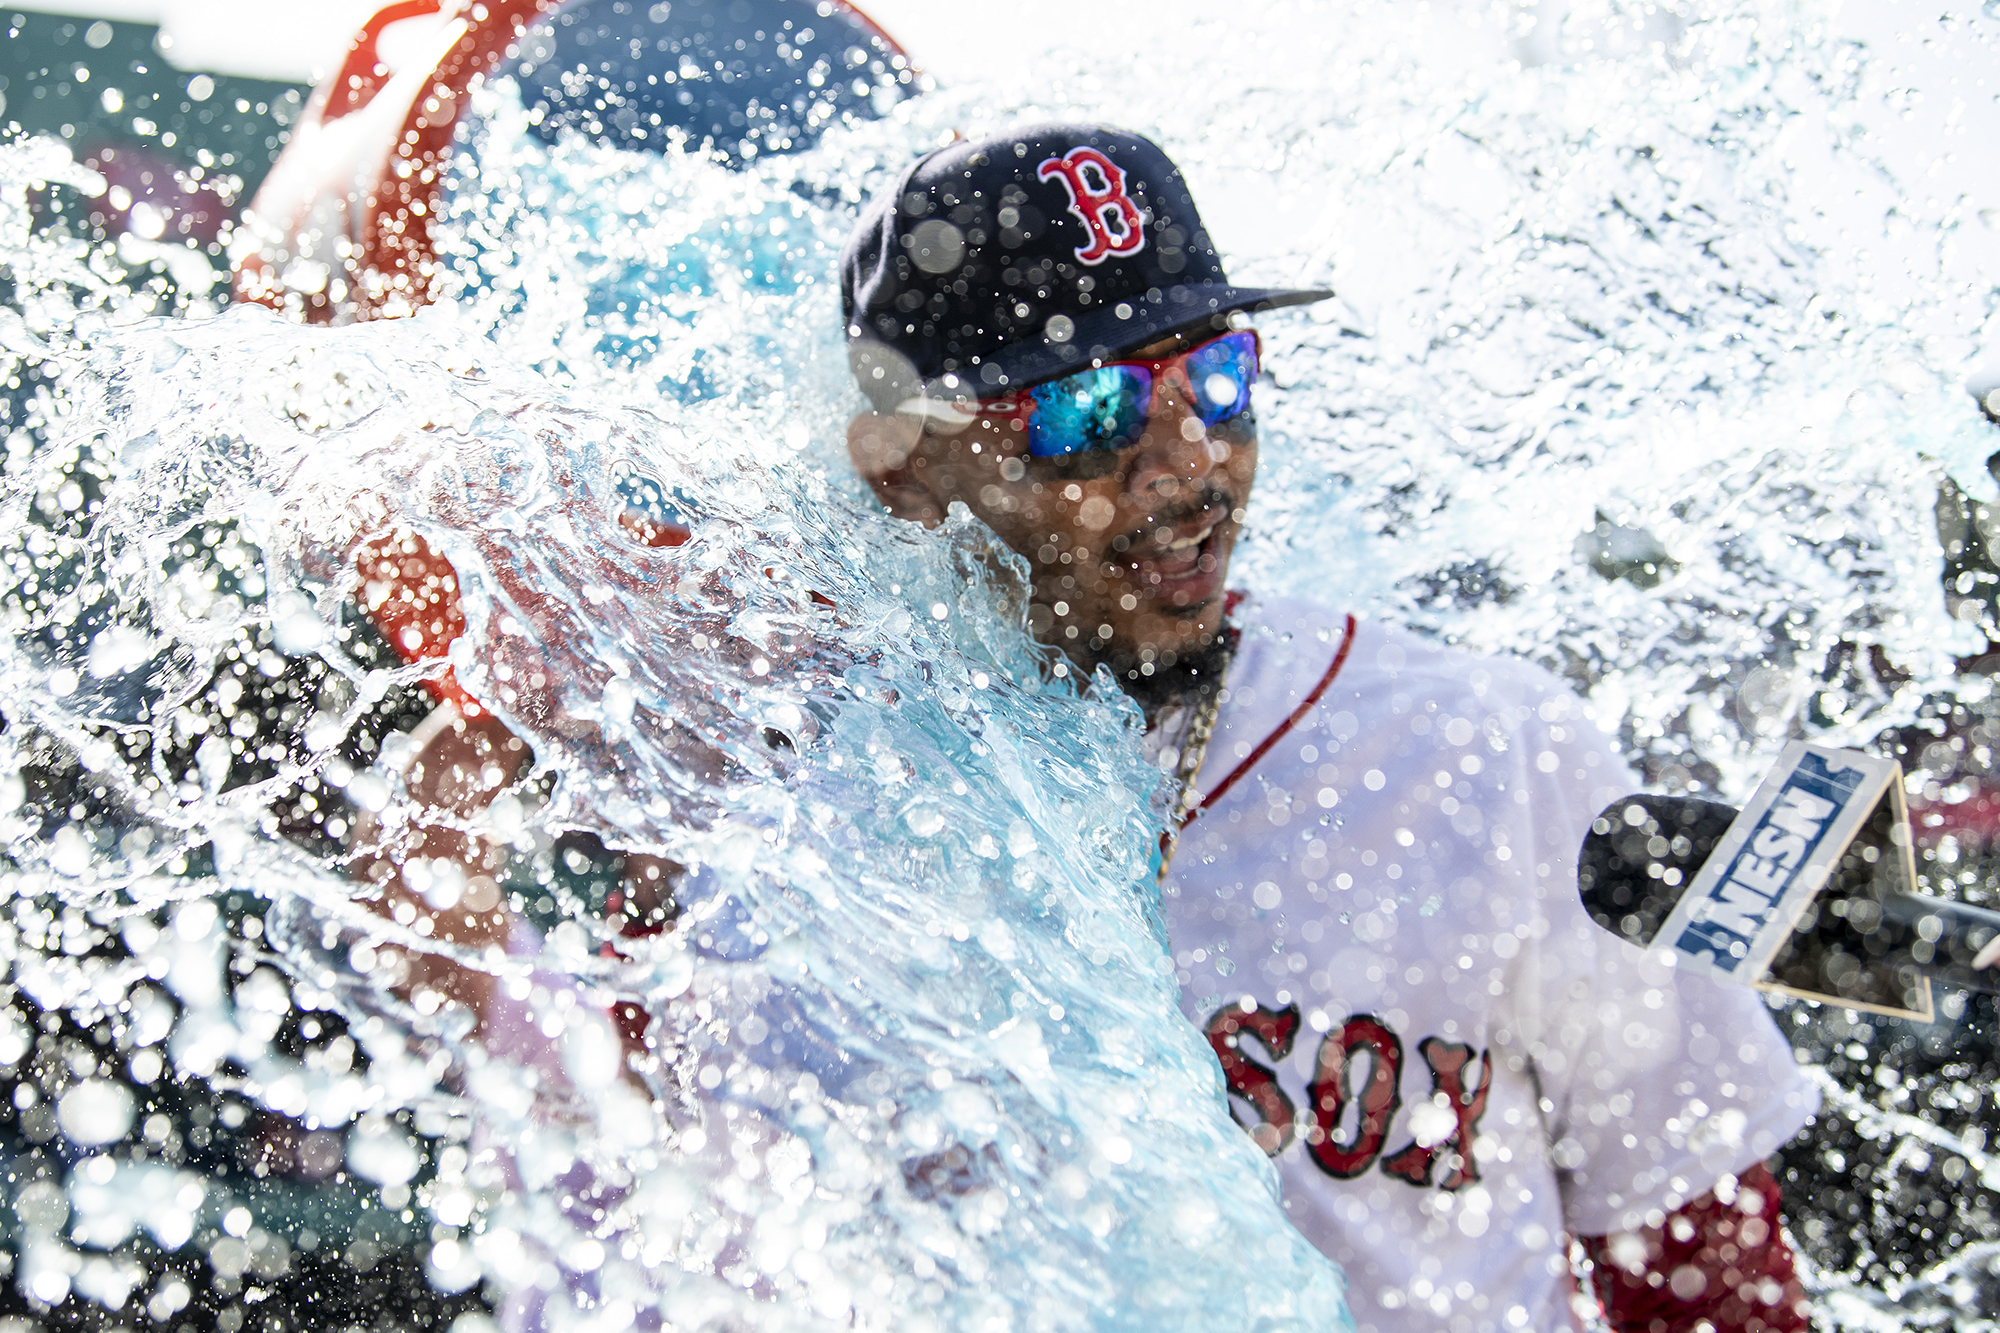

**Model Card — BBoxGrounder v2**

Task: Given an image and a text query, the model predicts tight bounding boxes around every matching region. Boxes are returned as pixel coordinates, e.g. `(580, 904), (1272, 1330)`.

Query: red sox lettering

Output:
(1305, 1013), (1405, 1180)
(1037, 146), (1148, 266)
(1380, 1037), (1493, 1190)
(1204, 1002), (1494, 1191)
(1204, 1002), (1303, 1154)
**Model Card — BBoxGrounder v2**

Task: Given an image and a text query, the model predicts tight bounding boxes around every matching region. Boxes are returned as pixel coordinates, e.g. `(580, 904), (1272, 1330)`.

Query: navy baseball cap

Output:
(840, 123), (1331, 411)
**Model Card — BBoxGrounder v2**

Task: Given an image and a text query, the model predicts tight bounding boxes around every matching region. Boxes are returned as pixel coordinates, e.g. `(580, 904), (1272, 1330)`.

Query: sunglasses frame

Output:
(893, 329), (1264, 459)
(970, 328), (1263, 460)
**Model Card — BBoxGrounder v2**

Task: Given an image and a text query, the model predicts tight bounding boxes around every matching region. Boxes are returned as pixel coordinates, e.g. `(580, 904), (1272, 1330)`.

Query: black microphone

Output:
(1579, 776), (2000, 1020)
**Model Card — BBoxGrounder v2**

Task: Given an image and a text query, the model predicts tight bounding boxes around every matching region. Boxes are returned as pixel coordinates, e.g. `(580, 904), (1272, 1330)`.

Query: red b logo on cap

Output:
(1038, 147), (1146, 266)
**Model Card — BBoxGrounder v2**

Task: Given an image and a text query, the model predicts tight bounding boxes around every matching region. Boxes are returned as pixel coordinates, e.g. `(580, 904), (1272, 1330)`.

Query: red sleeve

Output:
(1578, 1162), (1809, 1333)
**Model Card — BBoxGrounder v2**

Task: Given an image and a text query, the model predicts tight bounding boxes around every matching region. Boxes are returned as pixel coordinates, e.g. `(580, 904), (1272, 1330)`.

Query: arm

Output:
(1579, 1161), (1809, 1333)
(350, 701), (529, 1033)
(349, 520), (686, 1045)
(1501, 686), (1819, 1333)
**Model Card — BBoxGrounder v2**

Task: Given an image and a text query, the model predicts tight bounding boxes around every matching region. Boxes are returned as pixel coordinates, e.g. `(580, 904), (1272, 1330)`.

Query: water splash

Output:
(9, 0), (2000, 1325)
(429, 0), (1998, 801)
(0, 153), (1348, 1325)
(416, 5), (2000, 1323)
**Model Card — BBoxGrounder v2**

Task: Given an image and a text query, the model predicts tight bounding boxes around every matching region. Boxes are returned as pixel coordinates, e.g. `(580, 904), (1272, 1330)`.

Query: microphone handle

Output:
(1871, 893), (2000, 998)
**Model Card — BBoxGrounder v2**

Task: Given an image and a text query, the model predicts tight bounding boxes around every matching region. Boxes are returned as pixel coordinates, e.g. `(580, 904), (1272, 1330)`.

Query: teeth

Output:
(1166, 524), (1216, 552)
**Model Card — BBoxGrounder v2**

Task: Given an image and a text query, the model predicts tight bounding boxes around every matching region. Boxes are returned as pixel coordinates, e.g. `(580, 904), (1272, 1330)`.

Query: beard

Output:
(1093, 628), (1238, 717)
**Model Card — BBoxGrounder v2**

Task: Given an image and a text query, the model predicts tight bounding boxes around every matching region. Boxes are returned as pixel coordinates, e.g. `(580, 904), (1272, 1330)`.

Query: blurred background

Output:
(8, 1), (2000, 1330)
(8, 0), (2000, 294)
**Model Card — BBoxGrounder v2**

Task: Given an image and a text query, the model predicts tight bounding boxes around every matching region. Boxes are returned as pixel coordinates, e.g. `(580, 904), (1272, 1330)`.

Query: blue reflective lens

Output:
(1025, 366), (1152, 458)
(1016, 331), (1260, 458)
(1186, 331), (1258, 425)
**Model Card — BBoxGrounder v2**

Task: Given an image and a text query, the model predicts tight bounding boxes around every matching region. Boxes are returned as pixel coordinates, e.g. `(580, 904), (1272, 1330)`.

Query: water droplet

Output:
(57, 1080), (135, 1147)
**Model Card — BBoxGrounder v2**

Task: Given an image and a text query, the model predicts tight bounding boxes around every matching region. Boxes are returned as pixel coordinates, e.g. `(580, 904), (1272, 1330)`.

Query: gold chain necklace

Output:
(1167, 689), (1225, 828)
(1156, 639), (1234, 878)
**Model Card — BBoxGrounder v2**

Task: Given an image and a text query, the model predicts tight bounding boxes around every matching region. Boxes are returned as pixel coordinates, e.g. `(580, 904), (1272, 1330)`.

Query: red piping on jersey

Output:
(1182, 612), (1357, 827)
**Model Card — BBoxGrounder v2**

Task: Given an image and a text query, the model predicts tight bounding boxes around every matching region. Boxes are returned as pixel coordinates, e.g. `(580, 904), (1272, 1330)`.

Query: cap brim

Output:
(982, 282), (1333, 391)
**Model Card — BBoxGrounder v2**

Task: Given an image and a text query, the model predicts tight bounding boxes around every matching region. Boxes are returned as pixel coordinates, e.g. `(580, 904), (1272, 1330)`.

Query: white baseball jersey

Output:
(1159, 597), (1818, 1333)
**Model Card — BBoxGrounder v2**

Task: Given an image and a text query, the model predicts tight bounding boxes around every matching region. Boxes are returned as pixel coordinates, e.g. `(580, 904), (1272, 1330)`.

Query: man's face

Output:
(850, 330), (1259, 686)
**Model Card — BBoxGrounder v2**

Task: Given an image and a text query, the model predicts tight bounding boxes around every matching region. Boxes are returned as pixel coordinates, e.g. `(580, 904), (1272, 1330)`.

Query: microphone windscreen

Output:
(1578, 795), (1737, 947)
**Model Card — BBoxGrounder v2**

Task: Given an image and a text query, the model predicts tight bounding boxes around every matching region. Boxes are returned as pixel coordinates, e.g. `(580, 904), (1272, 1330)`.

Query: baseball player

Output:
(840, 122), (1822, 1333)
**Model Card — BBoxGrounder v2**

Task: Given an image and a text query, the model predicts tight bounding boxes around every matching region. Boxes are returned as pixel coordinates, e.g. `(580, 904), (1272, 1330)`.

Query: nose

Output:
(1122, 373), (1228, 503)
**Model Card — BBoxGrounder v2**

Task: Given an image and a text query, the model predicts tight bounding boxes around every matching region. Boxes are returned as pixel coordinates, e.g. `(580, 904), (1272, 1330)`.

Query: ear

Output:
(847, 412), (945, 527)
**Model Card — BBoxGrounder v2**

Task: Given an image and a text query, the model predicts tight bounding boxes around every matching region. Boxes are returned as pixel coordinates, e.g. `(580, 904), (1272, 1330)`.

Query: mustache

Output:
(1114, 485), (1236, 552)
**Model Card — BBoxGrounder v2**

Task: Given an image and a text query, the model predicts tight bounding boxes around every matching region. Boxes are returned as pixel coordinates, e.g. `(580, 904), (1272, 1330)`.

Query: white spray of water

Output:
(429, 0), (1997, 800)
(7, 0), (2000, 1324)
(0, 158), (1350, 1324)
